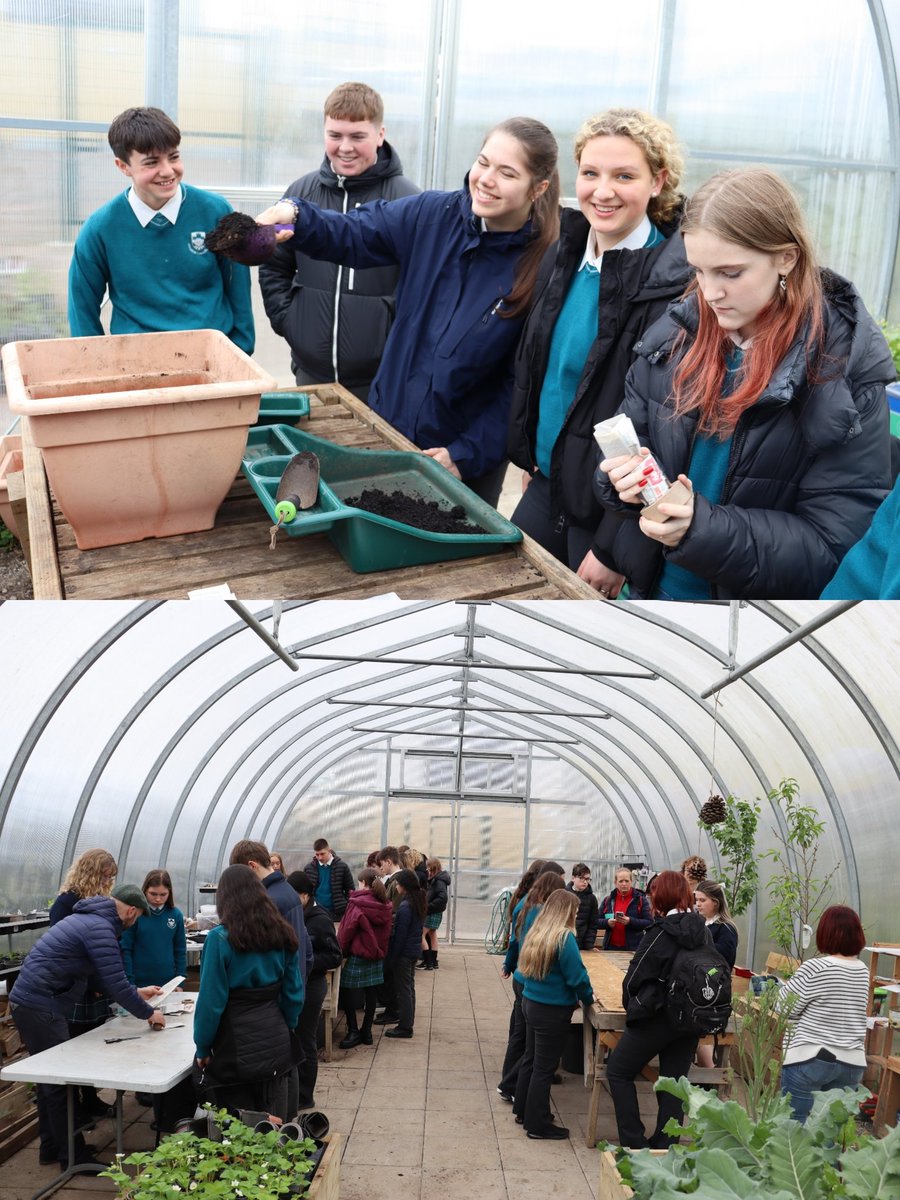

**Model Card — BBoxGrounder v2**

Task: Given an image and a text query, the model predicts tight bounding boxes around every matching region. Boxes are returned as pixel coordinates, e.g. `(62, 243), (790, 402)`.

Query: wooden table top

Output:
(581, 949), (632, 1012)
(20, 384), (602, 601)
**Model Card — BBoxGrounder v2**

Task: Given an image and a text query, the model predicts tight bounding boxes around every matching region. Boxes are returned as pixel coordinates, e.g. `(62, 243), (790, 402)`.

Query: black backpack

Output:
(666, 934), (732, 1036)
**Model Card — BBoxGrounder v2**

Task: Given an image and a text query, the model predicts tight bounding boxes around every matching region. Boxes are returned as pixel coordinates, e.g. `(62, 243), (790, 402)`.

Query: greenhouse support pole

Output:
(225, 600), (299, 671)
(145, 0), (179, 118)
(700, 601), (857, 697)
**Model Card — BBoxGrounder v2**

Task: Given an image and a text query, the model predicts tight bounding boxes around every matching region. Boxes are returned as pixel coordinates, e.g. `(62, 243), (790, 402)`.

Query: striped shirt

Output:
(777, 955), (869, 1066)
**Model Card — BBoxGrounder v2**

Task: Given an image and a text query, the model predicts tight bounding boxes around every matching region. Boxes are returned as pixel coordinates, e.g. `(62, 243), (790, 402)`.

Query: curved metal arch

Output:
(0, 602), (163, 855)
(120, 603), (446, 870)
(866, 0), (900, 313)
(267, 707), (649, 861)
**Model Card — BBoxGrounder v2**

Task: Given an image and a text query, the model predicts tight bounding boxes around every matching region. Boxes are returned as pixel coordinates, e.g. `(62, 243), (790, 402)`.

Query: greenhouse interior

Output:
(1, 599), (899, 1197)
(2, 0), (900, 1197)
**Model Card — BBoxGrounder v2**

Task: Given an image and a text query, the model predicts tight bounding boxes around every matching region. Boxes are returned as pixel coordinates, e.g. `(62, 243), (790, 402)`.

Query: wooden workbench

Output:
(19, 384), (601, 601)
(580, 949), (734, 1147)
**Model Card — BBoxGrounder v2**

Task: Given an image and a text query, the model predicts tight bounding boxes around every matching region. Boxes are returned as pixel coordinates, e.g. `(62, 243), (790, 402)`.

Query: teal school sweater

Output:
(120, 905), (187, 988)
(68, 184), (254, 354)
(315, 861), (333, 911)
(821, 476), (900, 599)
(521, 930), (594, 1007)
(193, 924), (304, 1059)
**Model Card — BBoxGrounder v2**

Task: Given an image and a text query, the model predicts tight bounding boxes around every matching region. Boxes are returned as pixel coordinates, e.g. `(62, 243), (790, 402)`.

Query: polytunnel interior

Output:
(1, 597), (898, 969)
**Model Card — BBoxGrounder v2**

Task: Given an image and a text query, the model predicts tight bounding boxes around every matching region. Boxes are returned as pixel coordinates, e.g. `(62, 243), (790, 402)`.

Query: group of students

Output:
(337, 844), (451, 1047)
(66, 88), (898, 599)
(497, 854), (872, 1146)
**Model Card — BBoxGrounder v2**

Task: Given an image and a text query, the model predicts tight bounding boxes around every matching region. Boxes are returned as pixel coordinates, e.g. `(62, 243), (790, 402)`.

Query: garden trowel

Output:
(269, 451), (320, 547)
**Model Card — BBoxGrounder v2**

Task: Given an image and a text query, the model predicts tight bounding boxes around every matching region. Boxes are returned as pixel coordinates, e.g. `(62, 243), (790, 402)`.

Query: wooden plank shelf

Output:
(20, 384), (601, 602)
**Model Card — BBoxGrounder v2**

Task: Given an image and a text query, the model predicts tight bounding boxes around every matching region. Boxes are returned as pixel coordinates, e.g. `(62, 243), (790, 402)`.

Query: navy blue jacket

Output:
(262, 871), (314, 983)
(10, 896), (155, 1020)
(387, 897), (424, 962)
(285, 186), (533, 480)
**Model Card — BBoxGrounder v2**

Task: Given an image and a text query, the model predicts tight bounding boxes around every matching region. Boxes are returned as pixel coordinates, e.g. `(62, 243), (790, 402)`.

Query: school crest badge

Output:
(189, 231), (207, 255)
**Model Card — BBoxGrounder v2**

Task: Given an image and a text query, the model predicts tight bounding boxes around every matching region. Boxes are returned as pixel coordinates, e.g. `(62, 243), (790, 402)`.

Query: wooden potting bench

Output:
(17, 384), (601, 601)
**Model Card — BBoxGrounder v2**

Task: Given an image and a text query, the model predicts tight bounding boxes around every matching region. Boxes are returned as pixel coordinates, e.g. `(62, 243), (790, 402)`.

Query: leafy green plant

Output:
(611, 1080), (899, 1200)
(702, 793), (760, 918)
(762, 779), (840, 963)
(101, 1107), (318, 1199)
(732, 984), (796, 1124)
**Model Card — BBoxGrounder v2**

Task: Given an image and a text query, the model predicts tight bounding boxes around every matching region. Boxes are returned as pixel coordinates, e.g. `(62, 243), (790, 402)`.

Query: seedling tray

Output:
(253, 391), (311, 425)
(242, 424), (522, 573)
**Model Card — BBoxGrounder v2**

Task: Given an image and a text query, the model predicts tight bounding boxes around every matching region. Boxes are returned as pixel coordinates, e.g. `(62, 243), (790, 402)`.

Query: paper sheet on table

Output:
(148, 975), (186, 1008)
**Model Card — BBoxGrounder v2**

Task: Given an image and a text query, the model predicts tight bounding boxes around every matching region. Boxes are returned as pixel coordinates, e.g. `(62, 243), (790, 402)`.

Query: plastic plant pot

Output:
(2, 329), (276, 550)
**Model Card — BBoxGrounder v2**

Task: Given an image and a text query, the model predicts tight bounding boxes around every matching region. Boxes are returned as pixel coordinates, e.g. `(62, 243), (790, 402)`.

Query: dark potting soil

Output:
(344, 488), (487, 534)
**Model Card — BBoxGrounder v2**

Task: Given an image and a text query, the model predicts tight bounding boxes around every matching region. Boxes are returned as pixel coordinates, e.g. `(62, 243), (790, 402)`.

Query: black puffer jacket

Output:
(508, 205), (691, 553)
(622, 912), (708, 1025)
(565, 881), (599, 950)
(304, 902), (343, 980)
(593, 272), (893, 598)
(426, 870), (451, 915)
(259, 143), (419, 389)
(201, 982), (293, 1088)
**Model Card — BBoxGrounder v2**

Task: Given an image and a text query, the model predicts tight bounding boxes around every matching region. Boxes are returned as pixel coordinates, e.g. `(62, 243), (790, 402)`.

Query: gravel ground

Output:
(0, 538), (34, 599)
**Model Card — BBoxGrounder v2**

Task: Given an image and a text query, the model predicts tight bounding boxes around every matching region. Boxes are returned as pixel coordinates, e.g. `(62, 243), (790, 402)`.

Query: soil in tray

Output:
(343, 488), (487, 534)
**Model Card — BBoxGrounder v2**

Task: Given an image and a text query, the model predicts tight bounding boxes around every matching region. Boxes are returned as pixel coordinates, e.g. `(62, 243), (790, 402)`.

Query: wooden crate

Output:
(598, 1149), (667, 1200)
(0, 1103), (39, 1164)
(0, 1080), (34, 1124)
(0, 1022), (22, 1059)
(308, 1132), (340, 1200)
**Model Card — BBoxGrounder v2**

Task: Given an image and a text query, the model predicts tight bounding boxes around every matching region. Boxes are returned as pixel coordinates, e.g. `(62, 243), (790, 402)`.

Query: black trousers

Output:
(379, 961), (399, 1017)
(510, 471), (595, 570)
(605, 1012), (699, 1148)
(394, 956), (417, 1031)
(513, 998), (574, 1135)
(294, 973), (327, 1109)
(11, 1003), (87, 1168)
(498, 976), (526, 1095)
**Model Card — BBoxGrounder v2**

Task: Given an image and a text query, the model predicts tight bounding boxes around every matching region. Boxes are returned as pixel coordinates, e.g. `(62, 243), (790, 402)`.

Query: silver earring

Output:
(779, 275), (787, 293)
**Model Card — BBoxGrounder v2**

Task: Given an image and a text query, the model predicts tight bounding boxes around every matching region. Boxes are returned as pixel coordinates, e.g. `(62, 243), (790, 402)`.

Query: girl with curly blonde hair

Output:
(509, 107), (690, 596)
(50, 849), (118, 925)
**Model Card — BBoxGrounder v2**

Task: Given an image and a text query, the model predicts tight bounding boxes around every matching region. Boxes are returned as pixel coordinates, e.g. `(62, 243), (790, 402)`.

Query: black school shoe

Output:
(526, 1124), (569, 1140)
(383, 1027), (413, 1038)
(372, 1011), (399, 1025)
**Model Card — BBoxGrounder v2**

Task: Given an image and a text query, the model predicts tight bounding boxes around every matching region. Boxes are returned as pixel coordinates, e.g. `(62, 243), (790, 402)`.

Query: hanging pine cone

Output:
(700, 794), (727, 826)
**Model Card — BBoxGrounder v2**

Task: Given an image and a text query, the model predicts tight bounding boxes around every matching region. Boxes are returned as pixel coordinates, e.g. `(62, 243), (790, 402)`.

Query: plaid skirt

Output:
(424, 912), (443, 930)
(341, 954), (384, 988)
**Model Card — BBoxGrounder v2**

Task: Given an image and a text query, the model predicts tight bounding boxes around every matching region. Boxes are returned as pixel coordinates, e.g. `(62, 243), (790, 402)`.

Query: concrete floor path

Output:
(2, 946), (650, 1200)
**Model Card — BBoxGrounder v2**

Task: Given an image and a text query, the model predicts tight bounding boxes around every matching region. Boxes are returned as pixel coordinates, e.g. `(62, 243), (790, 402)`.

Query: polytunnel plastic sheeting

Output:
(0, 599), (898, 966)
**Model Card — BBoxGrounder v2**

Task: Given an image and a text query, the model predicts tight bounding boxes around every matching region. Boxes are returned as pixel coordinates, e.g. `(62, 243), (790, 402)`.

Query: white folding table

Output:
(1, 1009), (195, 1200)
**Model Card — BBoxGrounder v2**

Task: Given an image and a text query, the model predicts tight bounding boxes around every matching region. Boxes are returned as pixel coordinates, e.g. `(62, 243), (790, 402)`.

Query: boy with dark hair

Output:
(259, 81), (418, 399)
(302, 838), (355, 919)
(228, 838), (312, 982)
(68, 106), (254, 353)
(566, 863), (599, 950)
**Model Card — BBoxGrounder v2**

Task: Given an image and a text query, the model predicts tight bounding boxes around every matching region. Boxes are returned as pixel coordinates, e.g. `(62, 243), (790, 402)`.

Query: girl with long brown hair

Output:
(595, 167), (892, 599)
(256, 118), (560, 506)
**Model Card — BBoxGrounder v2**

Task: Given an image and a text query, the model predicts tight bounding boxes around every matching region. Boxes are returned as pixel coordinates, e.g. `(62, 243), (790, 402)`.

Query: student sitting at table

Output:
(9, 884), (164, 1173)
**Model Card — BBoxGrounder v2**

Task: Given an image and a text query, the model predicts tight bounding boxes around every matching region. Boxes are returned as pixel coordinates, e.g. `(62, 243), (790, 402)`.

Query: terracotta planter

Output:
(2, 329), (275, 549)
(0, 435), (23, 538)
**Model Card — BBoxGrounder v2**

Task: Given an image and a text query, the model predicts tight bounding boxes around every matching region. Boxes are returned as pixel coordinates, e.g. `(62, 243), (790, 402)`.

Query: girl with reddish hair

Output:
(777, 905), (869, 1122)
(594, 167), (892, 599)
(605, 869), (708, 1148)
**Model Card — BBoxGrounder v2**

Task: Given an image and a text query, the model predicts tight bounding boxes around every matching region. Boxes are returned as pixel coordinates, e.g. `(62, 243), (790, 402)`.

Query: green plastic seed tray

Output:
(241, 424), (522, 573)
(252, 392), (311, 426)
